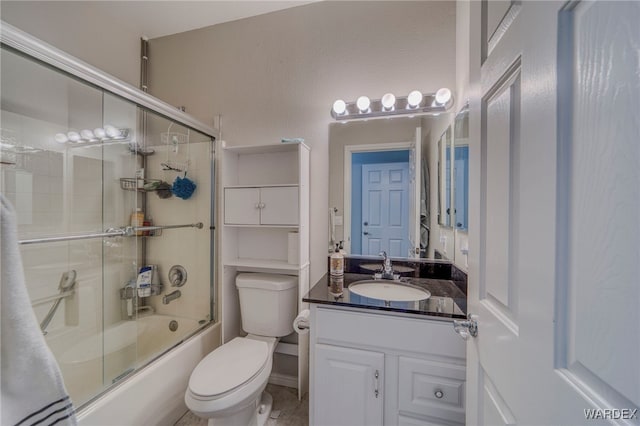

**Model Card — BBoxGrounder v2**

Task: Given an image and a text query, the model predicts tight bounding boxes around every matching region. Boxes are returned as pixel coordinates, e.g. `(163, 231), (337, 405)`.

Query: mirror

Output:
(437, 126), (453, 228)
(453, 104), (469, 231)
(329, 114), (454, 260)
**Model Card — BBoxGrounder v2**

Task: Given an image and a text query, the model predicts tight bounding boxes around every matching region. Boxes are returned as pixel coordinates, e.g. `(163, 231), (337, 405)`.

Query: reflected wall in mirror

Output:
(329, 114), (453, 260)
(437, 127), (453, 228)
(453, 104), (469, 231)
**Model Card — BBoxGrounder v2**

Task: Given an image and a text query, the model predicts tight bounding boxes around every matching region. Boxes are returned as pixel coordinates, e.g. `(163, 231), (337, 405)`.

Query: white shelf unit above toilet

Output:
(219, 141), (310, 399)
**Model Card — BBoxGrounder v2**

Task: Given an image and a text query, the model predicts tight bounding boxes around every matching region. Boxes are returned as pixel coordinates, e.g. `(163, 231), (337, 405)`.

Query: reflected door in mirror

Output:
(361, 162), (410, 257)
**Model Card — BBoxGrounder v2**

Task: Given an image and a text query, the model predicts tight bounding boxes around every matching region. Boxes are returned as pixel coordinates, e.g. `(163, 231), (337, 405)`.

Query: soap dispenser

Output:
(330, 244), (344, 277)
(329, 244), (344, 296)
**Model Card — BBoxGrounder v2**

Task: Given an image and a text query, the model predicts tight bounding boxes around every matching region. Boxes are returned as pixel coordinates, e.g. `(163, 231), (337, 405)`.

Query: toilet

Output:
(185, 273), (298, 426)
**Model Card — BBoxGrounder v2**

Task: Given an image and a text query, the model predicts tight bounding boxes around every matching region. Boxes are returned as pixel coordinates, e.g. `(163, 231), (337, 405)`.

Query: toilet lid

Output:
(189, 337), (269, 398)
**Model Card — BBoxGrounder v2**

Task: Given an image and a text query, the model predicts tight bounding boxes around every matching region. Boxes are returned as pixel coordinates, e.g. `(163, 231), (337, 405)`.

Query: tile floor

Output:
(175, 384), (309, 426)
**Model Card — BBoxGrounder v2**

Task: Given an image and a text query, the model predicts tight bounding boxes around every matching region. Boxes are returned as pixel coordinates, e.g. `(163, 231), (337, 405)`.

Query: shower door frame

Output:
(1, 19), (220, 402)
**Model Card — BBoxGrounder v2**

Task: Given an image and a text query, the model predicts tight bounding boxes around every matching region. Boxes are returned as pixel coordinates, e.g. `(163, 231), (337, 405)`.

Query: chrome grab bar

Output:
(40, 270), (77, 335)
(18, 222), (204, 245)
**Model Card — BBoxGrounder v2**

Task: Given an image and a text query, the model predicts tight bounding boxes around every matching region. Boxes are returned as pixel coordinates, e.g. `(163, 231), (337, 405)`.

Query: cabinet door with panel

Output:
(224, 187), (261, 225)
(224, 186), (298, 226)
(314, 344), (384, 426)
(260, 186), (298, 225)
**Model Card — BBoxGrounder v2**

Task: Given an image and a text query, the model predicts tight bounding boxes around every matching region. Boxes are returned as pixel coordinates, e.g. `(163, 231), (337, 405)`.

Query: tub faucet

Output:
(377, 252), (399, 280)
(163, 290), (181, 305)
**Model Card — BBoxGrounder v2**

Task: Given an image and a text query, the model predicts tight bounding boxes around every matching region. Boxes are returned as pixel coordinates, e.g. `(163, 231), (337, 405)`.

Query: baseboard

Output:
(268, 372), (298, 389)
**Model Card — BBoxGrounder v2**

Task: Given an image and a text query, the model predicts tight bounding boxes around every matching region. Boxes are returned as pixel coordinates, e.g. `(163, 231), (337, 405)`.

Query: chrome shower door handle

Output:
(453, 313), (478, 340)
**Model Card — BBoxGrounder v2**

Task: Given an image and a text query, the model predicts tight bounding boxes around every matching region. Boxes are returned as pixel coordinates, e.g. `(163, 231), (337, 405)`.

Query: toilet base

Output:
(256, 392), (273, 426)
(207, 391), (273, 426)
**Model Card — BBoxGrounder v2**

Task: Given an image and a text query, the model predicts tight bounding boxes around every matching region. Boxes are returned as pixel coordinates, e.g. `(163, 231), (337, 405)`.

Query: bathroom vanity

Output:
(304, 261), (467, 426)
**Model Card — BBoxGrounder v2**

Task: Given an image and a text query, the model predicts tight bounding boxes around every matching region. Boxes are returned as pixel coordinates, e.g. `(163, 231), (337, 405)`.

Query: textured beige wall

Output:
(1, 1), (141, 86)
(148, 1), (457, 283)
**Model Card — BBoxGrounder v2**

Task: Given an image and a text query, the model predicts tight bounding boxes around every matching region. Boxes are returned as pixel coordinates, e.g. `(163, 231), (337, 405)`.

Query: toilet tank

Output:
(235, 273), (298, 337)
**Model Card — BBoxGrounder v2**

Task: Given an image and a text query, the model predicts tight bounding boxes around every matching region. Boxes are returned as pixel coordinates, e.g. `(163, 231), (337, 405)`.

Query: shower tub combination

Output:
(1, 22), (219, 424)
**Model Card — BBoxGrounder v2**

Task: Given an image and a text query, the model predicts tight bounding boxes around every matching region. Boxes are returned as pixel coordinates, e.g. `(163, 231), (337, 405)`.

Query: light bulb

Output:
(54, 133), (68, 144)
(435, 88), (452, 105)
(104, 125), (120, 138)
(80, 129), (95, 140)
(332, 100), (347, 115)
(356, 96), (370, 113)
(381, 93), (396, 110)
(407, 90), (423, 108)
(67, 131), (80, 142)
(93, 128), (106, 139)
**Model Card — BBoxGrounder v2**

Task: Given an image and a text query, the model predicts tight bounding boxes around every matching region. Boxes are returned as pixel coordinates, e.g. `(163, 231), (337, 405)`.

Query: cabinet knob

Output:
(434, 389), (444, 399)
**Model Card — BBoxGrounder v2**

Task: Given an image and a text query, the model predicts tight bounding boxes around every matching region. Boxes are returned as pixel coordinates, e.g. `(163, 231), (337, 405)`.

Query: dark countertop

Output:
(303, 273), (467, 319)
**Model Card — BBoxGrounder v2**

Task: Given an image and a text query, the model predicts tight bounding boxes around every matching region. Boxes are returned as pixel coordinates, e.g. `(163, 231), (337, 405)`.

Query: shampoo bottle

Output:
(131, 208), (144, 236)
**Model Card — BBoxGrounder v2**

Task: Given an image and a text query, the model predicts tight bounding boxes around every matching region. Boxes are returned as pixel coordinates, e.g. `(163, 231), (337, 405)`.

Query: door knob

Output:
(363, 232), (369, 235)
(453, 313), (478, 340)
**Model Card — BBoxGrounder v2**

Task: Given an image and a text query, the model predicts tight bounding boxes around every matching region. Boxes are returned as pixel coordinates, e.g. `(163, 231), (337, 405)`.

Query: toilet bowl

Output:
(185, 335), (277, 426)
(185, 273), (298, 426)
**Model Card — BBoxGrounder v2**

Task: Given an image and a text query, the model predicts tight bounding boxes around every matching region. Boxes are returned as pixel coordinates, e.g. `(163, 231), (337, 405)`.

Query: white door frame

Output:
(343, 142), (412, 255)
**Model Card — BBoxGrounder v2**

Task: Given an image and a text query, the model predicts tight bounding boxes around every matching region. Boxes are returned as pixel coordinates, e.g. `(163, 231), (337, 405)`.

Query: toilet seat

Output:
(188, 337), (269, 401)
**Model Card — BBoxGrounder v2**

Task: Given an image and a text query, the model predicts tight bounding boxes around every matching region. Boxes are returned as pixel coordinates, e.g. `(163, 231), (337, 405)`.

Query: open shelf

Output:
(223, 224), (299, 229)
(223, 184), (299, 189)
(224, 258), (301, 271)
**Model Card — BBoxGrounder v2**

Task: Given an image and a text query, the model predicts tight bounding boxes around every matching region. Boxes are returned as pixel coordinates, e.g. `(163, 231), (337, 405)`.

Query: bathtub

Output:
(57, 315), (220, 425)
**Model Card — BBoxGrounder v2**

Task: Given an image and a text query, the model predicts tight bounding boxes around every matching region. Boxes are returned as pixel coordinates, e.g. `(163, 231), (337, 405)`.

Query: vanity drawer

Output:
(398, 415), (463, 426)
(315, 307), (465, 360)
(398, 357), (466, 424)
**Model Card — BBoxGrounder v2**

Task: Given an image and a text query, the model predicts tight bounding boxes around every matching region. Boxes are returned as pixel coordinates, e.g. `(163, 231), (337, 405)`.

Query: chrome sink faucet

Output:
(377, 251), (399, 280)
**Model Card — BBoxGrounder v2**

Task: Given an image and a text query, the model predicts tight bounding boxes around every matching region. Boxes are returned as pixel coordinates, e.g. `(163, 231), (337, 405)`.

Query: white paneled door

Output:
(465, 1), (639, 425)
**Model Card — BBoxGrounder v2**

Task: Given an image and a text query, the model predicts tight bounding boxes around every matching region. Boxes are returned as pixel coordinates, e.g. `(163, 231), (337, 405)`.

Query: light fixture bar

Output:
(330, 90), (454, 122)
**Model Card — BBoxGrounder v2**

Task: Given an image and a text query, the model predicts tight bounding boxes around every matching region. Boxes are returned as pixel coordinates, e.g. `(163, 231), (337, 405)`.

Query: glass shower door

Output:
(0, 46), (140, 407)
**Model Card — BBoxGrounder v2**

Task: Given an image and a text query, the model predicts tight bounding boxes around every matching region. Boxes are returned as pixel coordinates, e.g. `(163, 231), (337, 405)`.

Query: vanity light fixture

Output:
(330, 88), (454, 122)
(52, 126), (129, 146)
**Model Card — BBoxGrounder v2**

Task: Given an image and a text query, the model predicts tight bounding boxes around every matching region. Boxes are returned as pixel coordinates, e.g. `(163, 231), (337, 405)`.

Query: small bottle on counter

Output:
(329, 275), (344, 297)
(330, 244), (344, 277)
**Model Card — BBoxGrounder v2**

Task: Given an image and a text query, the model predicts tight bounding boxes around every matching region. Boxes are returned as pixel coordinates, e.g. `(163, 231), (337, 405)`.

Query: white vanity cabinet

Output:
(224, 186), (299, 226)
(310, 305), (466, 426)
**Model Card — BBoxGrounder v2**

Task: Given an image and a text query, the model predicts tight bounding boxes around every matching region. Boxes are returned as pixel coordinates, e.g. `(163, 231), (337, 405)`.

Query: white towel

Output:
(1, 195), (77, 426)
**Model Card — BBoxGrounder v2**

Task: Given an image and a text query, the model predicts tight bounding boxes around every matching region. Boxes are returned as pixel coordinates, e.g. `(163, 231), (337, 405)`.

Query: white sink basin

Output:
(348, 280), (431, 302)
